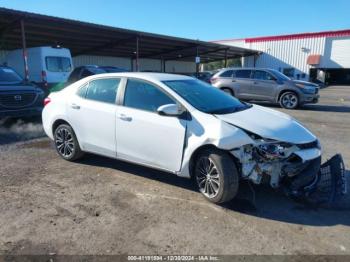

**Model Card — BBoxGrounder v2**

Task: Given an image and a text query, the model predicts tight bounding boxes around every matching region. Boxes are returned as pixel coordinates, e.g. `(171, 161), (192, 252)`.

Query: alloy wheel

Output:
(196, 157), (221, 198)
(282, 93), (298, 108)
(55, 127), (75, 158)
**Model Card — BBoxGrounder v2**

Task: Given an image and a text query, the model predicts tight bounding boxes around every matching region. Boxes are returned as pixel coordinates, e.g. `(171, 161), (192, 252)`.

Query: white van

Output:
(6, 46), (73, 88)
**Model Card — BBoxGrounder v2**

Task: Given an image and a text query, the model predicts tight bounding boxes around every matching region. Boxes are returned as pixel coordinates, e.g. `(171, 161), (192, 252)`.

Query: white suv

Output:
(42, 73), (321, 204)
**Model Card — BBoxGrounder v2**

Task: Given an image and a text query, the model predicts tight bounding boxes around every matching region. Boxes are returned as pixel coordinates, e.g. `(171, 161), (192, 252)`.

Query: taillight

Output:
(44, 97), (51, 106)
(210, 77), (218, 84)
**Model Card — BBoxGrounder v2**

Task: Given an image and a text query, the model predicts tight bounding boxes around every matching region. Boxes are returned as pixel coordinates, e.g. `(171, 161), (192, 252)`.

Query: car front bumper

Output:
(0, 107), (43, 118)
(300, 93), (320, 104)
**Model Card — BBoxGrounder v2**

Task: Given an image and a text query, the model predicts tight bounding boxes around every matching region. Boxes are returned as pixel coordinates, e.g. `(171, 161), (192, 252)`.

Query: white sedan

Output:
(42, 73), (321, 204)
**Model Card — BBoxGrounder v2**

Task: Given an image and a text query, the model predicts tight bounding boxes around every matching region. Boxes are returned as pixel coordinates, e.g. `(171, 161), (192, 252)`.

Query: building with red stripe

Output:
(213, 30), (350, 85)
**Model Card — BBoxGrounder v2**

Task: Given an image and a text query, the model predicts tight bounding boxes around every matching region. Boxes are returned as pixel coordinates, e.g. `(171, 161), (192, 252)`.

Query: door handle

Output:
(71, 103), (80, 110)
(118, 114), (132, 121)
(232, 79), (236, 82)
(253, 81), (258, 84)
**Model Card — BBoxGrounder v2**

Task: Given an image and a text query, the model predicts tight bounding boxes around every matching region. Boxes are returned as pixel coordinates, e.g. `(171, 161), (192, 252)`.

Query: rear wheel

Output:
(194, 149), (239, 204)
(54, 124), (84, 161)
(279, 91), (299, 109)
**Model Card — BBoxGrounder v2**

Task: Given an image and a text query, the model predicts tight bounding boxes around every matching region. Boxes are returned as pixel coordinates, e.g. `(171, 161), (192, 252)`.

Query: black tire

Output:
(194, 149), (239, 204)
(279, 91), (299, 109)
(221, 88), (234, 96)
(54, 124), (84, 161)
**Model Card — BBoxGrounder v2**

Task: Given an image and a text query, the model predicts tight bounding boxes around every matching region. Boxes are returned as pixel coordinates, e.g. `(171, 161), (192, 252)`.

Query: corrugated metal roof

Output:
(0, 8), (257, 62)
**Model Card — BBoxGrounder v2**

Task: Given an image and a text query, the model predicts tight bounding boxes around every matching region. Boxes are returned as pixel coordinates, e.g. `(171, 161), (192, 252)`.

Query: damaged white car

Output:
(43, 73), (326, 204)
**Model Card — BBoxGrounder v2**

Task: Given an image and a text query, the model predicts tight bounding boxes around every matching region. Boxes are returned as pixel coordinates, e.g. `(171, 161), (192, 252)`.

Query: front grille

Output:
(297, 140), (318, 149)
(0, 93), (37, 108)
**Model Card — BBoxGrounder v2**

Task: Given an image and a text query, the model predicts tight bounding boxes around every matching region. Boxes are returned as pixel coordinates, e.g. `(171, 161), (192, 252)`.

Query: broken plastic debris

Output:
(291, 154), (348, 207)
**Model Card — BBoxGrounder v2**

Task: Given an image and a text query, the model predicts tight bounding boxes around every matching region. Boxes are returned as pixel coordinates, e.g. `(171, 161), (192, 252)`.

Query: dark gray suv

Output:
(211, 68), (320, 109)
(0, 66), (45, 118)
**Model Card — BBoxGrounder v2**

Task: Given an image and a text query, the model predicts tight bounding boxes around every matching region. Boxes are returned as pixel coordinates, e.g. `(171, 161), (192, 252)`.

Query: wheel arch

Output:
(220, 87), (234, 96)
(188, 144), (240, 179)
(52, 119), (72, 136)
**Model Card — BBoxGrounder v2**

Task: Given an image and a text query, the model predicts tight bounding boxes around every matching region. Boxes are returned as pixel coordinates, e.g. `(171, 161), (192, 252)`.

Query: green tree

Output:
(203, 58), (241, 71)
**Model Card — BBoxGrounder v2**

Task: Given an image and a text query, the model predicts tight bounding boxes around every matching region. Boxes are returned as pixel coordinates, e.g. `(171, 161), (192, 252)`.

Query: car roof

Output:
(86, 72), (193, 82)
(221, 67), (272, 71)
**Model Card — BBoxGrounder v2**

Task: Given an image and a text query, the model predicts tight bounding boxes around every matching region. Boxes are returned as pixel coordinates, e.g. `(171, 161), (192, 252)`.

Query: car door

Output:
(233, 69), (253, 99)
(250, 70), (279, 101)
(116, 78), (187, 172)
(217, 69), (234, 88)
(67, 77), (121, 157)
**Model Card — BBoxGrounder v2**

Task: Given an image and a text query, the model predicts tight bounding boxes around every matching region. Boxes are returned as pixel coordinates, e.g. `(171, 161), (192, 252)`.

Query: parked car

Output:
(192, 71), (214, 83)
(42, 73), (322, 204)
(210, 68), (320, 109)
(6, 46), (73, 89)
(99, 66), (129, 73)
(0, 66), (45, 118)
(66, 65), (128, 85)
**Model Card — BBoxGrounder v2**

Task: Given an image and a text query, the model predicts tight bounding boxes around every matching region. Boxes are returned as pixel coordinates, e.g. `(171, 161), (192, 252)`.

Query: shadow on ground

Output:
(252, 102), (350, 113)
(79, 153), (350, 227)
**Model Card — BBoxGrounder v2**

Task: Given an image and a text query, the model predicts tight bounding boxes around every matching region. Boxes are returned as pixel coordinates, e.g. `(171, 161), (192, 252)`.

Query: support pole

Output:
(136, 37), (140, 72)
(195, 46), (199, 77)
(224, 49), (228, 68)
(20, 19), (29, 82)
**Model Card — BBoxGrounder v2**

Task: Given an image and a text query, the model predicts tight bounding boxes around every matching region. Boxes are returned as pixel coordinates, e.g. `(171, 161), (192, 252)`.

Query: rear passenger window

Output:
(235, 70), (252, 78)
(253, 70), (275, 80)
(124, 79), (175, 112)
(85, 78), (120, 104)
(219, 70), (234, 77)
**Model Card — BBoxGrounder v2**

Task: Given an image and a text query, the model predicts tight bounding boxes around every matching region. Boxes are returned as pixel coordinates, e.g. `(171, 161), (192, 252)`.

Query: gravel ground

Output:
(0, 86), (349, 256)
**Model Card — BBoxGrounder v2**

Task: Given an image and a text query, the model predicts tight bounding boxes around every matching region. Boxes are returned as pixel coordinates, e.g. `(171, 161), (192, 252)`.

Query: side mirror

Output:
(157, 104), (184, 116)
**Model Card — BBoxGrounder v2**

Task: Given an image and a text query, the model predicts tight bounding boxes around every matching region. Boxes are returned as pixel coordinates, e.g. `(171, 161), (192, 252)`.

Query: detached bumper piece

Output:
(286, 154), (347, 207)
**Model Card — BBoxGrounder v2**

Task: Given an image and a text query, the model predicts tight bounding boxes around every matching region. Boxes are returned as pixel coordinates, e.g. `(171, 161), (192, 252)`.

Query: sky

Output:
(1, 0), (350, 41)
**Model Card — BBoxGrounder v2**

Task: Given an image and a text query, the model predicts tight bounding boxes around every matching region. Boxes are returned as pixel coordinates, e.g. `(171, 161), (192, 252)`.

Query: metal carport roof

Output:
(0, 7), (257, 63)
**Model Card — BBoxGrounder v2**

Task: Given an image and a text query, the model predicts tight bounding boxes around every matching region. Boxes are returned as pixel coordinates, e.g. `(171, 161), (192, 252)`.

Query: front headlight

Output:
(295, 83), (314, 89)
(256, 141), (294, 160)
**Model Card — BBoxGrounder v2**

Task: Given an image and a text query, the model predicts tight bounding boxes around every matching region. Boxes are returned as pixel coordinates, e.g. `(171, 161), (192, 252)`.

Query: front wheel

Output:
(194, 149), (239, 204)
(54, 124), (84, 161)
(279, 92), (299, 109)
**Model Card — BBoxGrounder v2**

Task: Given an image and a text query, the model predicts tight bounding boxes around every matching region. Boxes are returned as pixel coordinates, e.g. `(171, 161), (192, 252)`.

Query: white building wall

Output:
(222, 37), (326, 80)
(217, 35), (350, 80)
(165, 61), (196, 73)
(132, 58), (161, 72)
(73, 55), (131, 70)
(323, 36), (350, 68)
(2, 50), (196, 74)
(71, 55), (196, 73)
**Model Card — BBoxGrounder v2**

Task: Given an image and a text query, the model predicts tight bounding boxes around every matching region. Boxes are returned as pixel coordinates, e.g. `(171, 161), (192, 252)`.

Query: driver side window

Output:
(123, 79), (175, 112)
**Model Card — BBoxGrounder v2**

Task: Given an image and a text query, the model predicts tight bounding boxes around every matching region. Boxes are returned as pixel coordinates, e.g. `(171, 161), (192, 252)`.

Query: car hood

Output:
(292, 80), (319, 87)
(215, 104), (316, 144)
(0, 83), (39, 92)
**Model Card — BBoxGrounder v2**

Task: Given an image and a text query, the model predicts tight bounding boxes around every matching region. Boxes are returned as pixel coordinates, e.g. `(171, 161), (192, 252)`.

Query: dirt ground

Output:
(0, 86), (349, 255)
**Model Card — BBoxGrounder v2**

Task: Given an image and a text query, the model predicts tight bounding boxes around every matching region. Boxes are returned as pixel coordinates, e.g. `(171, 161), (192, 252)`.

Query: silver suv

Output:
(210, 68), (320, 109)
